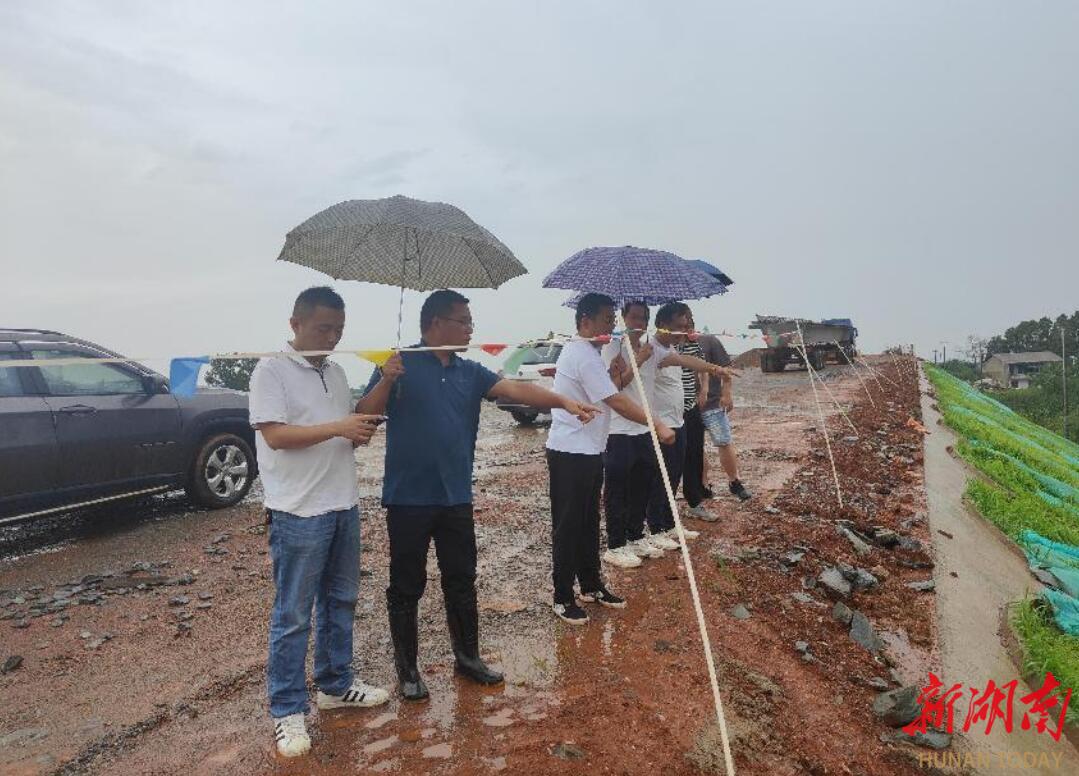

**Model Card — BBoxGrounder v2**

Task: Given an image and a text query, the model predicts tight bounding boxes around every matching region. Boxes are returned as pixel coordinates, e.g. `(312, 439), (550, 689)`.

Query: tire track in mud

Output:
(52, 664), (265, 776)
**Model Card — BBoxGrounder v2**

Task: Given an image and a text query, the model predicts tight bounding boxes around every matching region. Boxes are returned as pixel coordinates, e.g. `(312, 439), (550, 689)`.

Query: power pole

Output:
(933, 349), (938, 364)
(1063, 326), (1069, 440)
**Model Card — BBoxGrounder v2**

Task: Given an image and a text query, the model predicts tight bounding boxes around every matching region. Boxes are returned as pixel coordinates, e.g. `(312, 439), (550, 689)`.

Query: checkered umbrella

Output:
(546, 246), (727, 308)
(277, 195), (526, 291)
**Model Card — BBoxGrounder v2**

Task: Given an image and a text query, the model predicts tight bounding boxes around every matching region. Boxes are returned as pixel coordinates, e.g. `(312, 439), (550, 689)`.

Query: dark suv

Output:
(0, 329), (257, 521)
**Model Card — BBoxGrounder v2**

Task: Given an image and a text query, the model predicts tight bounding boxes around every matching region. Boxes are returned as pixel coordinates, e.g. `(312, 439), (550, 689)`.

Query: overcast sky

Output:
(2, 1), (1077, 385)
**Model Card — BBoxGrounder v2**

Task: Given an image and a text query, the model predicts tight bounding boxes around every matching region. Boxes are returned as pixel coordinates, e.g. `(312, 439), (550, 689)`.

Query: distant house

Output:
(983, 351), (1062, 389)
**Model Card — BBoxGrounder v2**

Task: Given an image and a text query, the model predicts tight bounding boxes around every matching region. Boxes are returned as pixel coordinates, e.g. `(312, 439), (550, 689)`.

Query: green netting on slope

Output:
(947, 405), (1079, 485)
(1037, 490), (1079, 521)
(1042, 589), (1079, 637)
(1020, 530), (1079, 636)
(967, 440), (1079, 503)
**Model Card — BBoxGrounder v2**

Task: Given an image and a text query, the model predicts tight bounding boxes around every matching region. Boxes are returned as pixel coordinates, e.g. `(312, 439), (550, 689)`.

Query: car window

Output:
(30, 349), (145, 396)
(0, 354), (23, 397)
(520, 344), (562, 365)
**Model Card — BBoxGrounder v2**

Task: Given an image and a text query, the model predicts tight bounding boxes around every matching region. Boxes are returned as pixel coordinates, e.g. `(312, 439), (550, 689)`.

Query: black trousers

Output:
(385, 505), (476, 609)
(603, 433), (655, 549)
(646, 424), (687, 533)
(546, 449), (603, 604)
(682, 406), (708, 508)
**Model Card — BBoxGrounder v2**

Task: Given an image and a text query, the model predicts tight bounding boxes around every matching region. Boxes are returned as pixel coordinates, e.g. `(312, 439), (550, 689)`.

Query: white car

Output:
(495, 341), (562, 425)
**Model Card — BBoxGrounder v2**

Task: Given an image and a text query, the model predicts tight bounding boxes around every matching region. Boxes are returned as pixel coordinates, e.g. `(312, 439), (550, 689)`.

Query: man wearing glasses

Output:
(360, 289), (599, 701)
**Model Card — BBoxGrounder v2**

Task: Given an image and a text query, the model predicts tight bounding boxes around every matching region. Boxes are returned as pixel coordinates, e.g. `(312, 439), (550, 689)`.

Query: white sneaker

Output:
(670, 526), (699, 541)
(316, 681), (391, 709)
(649, 532), (680, 551)
(273, 713), (310, 757)
(628, 537), (664, 559)
(602, 546), (642, 568)
(684, 505), (718, 523)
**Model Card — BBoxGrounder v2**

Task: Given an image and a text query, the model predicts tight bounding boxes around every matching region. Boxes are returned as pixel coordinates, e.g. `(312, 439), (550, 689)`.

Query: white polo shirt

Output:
(249, 343), (360, 517)
(653, 339), (686, 429)
(546, 339), (618, 456)
(601, 336), (670, 436)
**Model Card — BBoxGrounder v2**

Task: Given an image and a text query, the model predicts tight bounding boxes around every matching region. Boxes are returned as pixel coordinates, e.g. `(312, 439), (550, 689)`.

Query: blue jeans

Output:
(701, 407), (732, 446)
(267, 507), (360, 718)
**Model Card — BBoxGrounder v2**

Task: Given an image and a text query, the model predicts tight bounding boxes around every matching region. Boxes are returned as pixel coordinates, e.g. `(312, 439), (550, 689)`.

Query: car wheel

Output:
(510, 410), (539, 426)
(187, 433), (254, 508)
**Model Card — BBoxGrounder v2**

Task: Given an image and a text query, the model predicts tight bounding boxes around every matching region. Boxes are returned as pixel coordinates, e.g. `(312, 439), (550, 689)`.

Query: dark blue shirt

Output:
(364, 344), (500, 507)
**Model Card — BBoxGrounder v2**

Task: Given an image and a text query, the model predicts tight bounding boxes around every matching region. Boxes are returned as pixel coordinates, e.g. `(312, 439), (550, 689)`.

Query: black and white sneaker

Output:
(729, 480), (753, 501)
(553, 601), (589, 625)
(578, 586), (627, 609)
(273, 713), (310, 757)
(316, 681), (390, 709)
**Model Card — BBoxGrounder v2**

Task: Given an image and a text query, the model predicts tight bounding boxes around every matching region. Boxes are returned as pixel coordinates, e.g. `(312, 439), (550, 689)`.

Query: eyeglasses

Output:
(440, 316), (474, 330)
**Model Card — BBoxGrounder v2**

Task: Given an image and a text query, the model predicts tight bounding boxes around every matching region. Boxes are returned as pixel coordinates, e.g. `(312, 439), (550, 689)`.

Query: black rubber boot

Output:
(445, 595), (504, 685)
(387, 597), (429, 701)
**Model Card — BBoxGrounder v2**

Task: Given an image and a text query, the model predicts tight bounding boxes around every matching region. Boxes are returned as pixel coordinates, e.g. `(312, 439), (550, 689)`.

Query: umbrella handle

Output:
(395, 283), (405, 349)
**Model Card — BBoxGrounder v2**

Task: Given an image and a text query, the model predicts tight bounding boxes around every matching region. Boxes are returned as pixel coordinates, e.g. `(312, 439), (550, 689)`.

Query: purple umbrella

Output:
(548, 247), (727, 308)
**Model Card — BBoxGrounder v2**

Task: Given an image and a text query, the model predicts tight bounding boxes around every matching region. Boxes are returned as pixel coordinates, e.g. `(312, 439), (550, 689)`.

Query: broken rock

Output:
(905, 580), (935, 593)
(872, 685), (921, 727)
(818, 567), (851, 598)
(729, 604), (751, 621)
(849, 611), (884, 653)
(832, 602), (853, 625)
(550, 742), (585, 760)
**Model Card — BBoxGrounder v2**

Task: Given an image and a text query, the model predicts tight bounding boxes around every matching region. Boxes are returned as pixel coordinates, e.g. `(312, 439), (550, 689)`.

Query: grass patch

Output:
(965, 478), (1079, 548)
(1012, 598), (1079, 726)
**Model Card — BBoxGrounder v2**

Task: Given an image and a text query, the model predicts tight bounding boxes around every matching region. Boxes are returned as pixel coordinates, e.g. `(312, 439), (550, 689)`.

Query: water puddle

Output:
(365, 712), (398, 730)
(421, 681), (459, 730)
(363, 735), (398, 755)
(421, 742), (453, 759)
(481, 707), (515, 727)
(602, 620), (615, 657)
(496, 634), (558, 688)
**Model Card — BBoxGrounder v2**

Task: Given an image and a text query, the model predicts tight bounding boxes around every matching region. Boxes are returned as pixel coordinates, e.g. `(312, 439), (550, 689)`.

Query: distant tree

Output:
(986, 311), (1079, 357)
(962, 334), (988, 366)
(205, 358), (258, 392)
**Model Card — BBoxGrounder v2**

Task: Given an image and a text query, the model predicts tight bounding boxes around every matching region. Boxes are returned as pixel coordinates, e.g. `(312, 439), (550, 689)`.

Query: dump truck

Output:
(749, 315), (858, 373)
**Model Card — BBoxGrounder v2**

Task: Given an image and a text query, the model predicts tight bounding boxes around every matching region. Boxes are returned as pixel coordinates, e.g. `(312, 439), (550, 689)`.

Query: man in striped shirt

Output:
(677, 320), (716, 521)
(681, 311), (753, 522)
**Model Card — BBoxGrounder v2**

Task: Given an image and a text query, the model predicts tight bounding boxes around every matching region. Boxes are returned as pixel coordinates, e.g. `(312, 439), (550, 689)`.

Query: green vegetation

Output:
(986, 311), (1079, 358)
(204, 358), (259, 392)
(995, 363), (1079, 446)
(937, 359), (981, 383)
(1013, 599), (1079, 725)
(927, 364), (1079, 721)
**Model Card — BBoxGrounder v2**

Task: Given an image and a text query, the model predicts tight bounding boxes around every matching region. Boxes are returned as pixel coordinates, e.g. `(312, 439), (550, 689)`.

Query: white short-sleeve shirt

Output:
(653, 339), (686, 429)
(249, 343), (360, 517)
(601, 336), (670, 437)
(545, 339), (618, 455)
